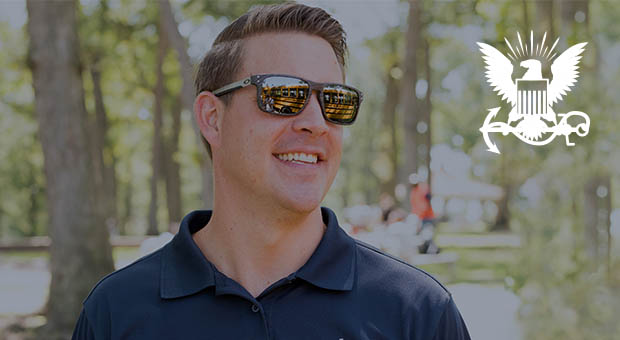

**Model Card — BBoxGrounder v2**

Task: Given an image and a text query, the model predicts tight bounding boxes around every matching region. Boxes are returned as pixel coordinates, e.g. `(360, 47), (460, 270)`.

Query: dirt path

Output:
(449, 283), (523, 340)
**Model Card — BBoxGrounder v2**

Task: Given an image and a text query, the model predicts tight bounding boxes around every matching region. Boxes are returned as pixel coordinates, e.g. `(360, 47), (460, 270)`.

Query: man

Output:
(72, 3), (470, 339)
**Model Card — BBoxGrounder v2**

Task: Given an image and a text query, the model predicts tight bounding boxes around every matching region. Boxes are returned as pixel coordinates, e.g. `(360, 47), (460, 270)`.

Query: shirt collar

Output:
(294, 207), (357, 291)
(160, 210), (216, 299)
(160, 207), (356, 299)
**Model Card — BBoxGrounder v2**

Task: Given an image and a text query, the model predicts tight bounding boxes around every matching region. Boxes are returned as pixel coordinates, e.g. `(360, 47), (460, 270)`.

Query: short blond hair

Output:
(194, 3), (348, 158)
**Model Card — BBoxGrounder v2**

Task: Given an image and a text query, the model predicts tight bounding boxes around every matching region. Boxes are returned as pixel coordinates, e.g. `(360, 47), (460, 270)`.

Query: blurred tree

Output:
(486, 0), (537, 232)
(492, 153), (512, 231)
(420, 18), (432, 189)
(381, 61), (401, 196)
(80, 0), (120, 235)
(90, 61), (119, 234)
(162, 93), (184, 226)
(0, 9), (46, 238)
(398, 0), (433, 196)
(158, 0), (187, 223)
(399, 0), (421, 186)
(147, 6), (168, 235)
(559, 0), (612, 268)
(26, 0), (115, 337)
(535, 0), (555, 38)
(521, 0), (530, 33)
(161, 0), (211, 211)
(510, 1), (620, 338)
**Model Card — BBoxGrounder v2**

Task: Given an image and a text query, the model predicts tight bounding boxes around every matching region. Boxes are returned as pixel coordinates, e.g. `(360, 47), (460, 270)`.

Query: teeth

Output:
(276, 152), (318, 164)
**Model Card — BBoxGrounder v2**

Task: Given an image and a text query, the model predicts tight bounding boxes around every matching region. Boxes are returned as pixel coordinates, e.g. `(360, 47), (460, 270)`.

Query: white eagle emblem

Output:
(477, 32), (590, 154)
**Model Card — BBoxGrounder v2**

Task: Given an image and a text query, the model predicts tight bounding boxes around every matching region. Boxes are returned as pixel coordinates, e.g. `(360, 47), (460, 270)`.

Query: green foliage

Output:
(511, 184), (620, 339)
(0, 17), (46, 237)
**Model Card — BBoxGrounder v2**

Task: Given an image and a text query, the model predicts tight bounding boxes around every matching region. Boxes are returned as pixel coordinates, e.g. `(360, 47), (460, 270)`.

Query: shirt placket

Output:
(256, 275), (298, 340)
(213, 271), (271, 339)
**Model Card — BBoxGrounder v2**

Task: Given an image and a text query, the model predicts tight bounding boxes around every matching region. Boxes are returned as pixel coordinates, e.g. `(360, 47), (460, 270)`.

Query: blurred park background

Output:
(1, 0), (620, 339)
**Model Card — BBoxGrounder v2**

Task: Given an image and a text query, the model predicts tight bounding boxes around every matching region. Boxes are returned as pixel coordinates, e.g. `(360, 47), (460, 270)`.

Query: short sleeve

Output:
(432, 296), (471, 340)
(71, 308), (96, 340)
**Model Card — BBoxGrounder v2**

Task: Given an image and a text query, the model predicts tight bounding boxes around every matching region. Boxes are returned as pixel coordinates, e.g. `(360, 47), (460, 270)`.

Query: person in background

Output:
(410, 182), (435, 224)
(379, 192), (397, 223)
(410, 182), (440, 254)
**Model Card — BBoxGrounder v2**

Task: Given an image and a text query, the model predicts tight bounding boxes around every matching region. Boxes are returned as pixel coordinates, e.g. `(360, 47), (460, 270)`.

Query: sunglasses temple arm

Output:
(212, 77), (252, 97)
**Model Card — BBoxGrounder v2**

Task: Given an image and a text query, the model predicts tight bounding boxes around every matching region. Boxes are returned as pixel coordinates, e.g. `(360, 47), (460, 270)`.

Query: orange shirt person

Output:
(410, 182), (435, 221)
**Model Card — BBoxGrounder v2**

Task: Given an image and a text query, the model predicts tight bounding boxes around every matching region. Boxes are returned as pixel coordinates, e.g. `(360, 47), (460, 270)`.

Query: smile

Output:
(275, 152), (318, 164)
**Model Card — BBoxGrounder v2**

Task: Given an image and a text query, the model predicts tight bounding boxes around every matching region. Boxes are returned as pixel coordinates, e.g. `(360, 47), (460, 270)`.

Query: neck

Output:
(192, 181), (326, 298)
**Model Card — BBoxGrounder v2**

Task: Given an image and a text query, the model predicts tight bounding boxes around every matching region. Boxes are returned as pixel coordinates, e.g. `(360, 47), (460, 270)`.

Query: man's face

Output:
(215, 32), (344, 215)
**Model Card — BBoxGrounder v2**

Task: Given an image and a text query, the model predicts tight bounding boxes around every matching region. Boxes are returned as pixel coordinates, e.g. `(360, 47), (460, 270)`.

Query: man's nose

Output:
(292, 92), (329, 136)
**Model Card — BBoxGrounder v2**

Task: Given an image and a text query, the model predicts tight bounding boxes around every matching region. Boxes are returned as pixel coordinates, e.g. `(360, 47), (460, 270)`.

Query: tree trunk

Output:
(399, 0), (421, 186)
(163, 95), (183, 226)
(91, 63), (118, 235)
(534, 0), (555, 81)
(422, 35), (432, 190)
(583, 175), (611, 264)
(583, 178), (598, 260)
(26, 0), (114, 336)
(158, 0), (184, 226)
(160, 0), (214, 209)
(521, 0), (530, 33)
(493, 148), (511, 231)
(147, 15), (167, 236)
(560, 0), (588, 36)
(380, 66), (400, 197)
(492, 183), (511, 231)
(118, 159), (133, 235)
(535, 0), (555, 39)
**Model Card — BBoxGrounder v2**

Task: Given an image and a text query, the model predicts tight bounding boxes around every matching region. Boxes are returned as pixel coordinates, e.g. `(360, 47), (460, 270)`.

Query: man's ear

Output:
(194, 91), (223, 150)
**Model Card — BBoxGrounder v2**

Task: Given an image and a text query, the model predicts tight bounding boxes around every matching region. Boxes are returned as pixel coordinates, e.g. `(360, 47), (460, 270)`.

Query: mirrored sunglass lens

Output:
(322, 85), (359, 123)
(259, 76), (309, 115)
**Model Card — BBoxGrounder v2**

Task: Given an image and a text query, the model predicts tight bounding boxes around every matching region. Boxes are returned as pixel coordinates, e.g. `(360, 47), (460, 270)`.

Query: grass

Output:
(418, 246), (519, 285)
(1, 247), (143, 269)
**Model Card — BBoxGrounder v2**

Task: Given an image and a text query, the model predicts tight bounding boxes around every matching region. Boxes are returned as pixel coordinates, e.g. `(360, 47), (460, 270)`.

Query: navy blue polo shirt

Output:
(72, 207), (470, 340)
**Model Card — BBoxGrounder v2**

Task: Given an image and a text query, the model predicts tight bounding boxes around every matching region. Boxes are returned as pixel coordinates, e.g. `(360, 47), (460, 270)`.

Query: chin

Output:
(278, 192), (324, 215)
(269, 178), (328, 212)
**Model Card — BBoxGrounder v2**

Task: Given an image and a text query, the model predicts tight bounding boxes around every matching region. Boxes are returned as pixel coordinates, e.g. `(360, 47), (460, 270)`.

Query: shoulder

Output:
(77, 248), (164, 339)
(82, 247), (163, 314)
(353, 239), (452, 309)
(352, 239), (467, 338)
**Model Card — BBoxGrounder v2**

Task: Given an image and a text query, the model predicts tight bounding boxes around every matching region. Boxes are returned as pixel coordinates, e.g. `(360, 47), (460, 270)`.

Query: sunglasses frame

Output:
(212, 74), (363, 125)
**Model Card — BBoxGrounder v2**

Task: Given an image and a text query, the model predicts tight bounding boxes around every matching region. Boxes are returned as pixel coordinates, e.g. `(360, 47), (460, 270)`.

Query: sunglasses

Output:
(212, 74), (363, 125)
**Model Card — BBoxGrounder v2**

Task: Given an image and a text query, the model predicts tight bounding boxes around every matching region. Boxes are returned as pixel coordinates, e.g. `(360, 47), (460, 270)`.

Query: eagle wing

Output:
(477, 42), (516, 106)
(548, 42), (587, 105)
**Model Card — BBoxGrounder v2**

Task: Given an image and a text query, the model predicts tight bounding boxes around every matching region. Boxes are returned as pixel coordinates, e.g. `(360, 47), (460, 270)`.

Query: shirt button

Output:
(251, 304), (260, 313)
